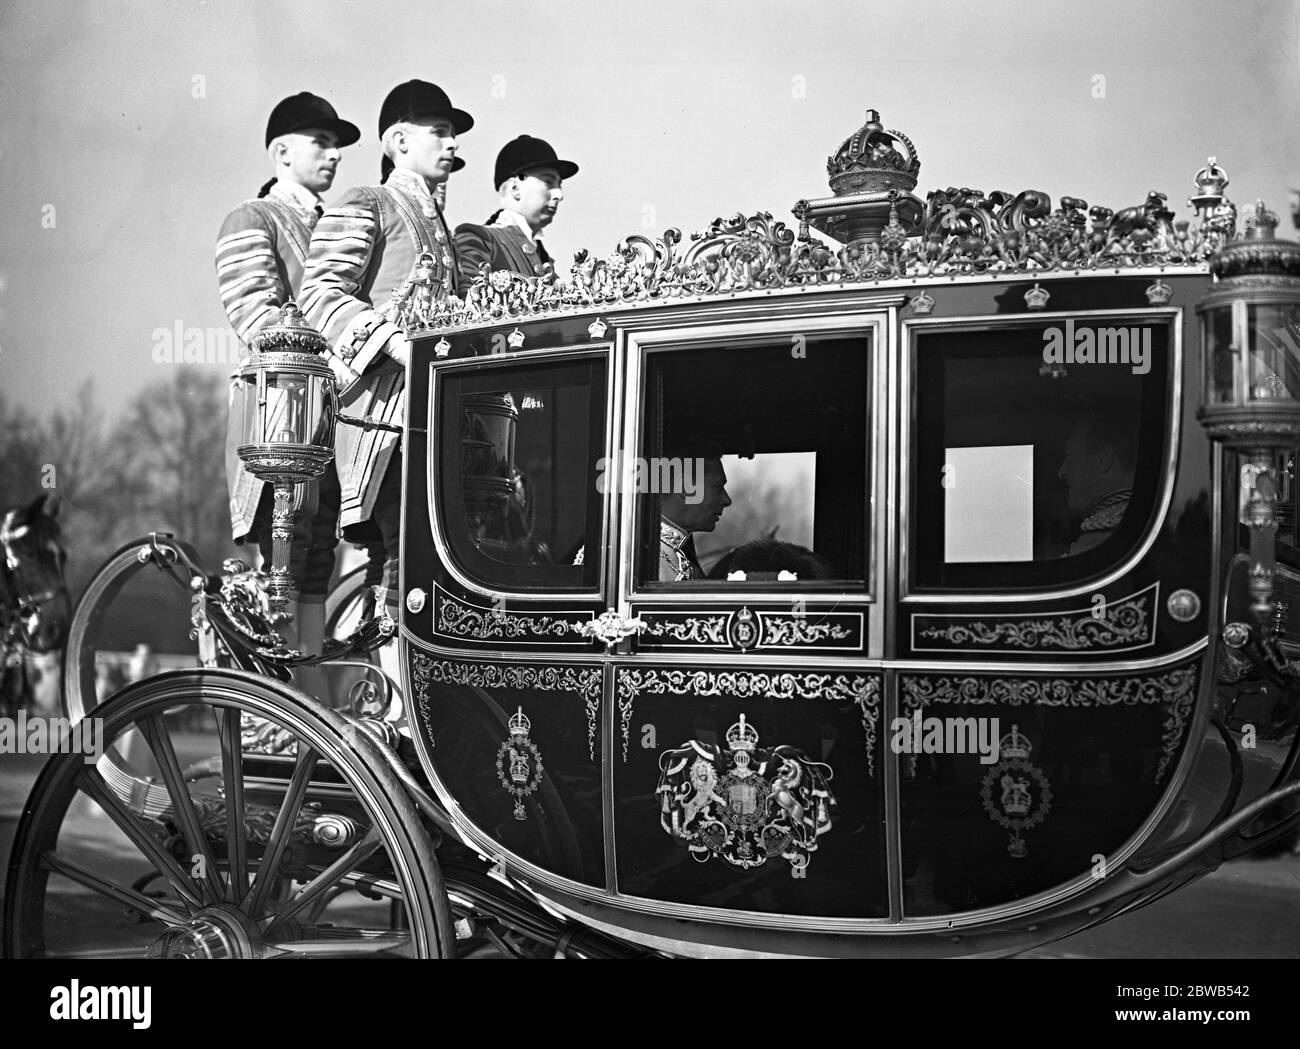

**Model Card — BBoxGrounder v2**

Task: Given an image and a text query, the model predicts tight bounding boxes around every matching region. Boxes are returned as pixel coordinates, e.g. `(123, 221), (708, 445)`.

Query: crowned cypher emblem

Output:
(496, 706), (544, 821)
(979, 724), (1052, 858)
(656, 714), (835, 878)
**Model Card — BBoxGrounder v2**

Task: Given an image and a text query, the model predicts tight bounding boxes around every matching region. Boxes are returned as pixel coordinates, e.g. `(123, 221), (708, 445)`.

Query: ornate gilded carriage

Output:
(8, 109), (1300, 959)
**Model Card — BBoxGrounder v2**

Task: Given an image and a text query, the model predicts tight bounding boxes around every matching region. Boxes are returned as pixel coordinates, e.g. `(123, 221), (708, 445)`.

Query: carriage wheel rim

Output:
(6, 668), (452, 959)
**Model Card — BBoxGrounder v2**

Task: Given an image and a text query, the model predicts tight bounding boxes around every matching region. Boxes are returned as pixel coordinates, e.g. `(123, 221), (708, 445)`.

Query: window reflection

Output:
(438, 359), (604, 591)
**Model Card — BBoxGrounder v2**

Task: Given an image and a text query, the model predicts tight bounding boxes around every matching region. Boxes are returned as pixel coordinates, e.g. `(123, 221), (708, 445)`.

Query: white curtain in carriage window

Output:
(943, 444), (1034, 563)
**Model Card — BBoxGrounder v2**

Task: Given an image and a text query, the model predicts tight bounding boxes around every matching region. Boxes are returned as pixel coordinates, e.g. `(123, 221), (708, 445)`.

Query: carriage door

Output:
(601, 316), (892, 920)
(403, 345), (616, 890)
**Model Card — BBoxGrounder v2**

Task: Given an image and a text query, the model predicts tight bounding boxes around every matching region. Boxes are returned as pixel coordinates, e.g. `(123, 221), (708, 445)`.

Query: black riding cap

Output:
(265, 92), (361, 148)
(494, 135), (579, 189)
(378, 80), (474, 138)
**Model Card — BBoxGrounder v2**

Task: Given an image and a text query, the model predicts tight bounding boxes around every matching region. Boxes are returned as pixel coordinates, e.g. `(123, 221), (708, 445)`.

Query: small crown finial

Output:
(1246, 199), (1279, 240)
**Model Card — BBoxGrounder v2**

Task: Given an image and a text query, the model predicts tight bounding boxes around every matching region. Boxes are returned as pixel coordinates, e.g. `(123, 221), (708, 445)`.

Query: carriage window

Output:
(912, 319), (1170, 590)
(437, 357), (605, 591)
(636, 335), (869, 586)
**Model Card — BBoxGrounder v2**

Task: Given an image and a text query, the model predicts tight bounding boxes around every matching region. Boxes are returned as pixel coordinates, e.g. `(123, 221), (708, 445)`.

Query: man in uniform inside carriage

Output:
(453, 134), (578, 297)
(215, 91), (361, 675)
(299, 79), (471, 641)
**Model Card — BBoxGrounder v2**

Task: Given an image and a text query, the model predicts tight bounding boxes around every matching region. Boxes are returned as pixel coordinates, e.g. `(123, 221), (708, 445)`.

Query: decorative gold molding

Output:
(615, 667), (880, 775)
(912, 584), (1157, 654)
(898, 663), (1197, 785)
(402, 179), (1227, 331)
(410, 652), (602, 761)
(433, 589), (588, 644)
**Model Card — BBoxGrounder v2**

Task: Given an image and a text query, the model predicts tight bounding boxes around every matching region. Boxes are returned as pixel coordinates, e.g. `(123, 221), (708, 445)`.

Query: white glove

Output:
(386, 332), (411, 367)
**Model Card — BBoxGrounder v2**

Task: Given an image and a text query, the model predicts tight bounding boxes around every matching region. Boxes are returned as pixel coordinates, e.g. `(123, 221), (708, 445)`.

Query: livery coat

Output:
(214, 182), (318, 540)
(298, 168), (456, 528)
(453, 215), (551, 297)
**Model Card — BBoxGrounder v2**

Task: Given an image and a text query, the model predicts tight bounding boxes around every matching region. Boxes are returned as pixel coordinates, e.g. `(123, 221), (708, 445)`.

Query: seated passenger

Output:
(1057, 410), (1137, 556)
(708, 539), (837, 581)
(659, 446), (733, 581)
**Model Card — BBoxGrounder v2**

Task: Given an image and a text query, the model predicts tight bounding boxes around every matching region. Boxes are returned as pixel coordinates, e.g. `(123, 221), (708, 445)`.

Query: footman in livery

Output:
(216, 91), (361, 659)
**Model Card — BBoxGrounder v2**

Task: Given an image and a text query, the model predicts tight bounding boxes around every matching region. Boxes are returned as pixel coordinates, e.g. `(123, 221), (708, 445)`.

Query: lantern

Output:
(236, 302), (337, 619)
(1197, 201), (1300, 625)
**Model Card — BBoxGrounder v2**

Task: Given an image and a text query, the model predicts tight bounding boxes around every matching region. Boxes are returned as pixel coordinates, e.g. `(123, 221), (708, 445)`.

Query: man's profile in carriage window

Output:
(657, 439), (733, 582)
(453, 134), (579, 298)
(1057, 408), (1137, 557)
(215, 91), (361, 669)
(300, 79), (472, 631)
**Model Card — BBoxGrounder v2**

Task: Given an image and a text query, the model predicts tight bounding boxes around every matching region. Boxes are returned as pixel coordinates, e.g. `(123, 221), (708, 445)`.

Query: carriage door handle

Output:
(578, 608), (647, 651)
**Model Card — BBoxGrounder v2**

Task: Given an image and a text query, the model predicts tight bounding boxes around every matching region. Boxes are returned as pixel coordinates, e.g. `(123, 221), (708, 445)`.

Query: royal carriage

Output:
(6, 109), (1300, 958)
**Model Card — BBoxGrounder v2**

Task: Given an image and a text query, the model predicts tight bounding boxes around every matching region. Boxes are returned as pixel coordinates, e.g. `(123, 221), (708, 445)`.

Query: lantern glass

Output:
(1245, 302), (1300, 400)
(240, 363), (335, 449)
(1203, 300), (1300, 407)
(1204, 305), (1237, 405)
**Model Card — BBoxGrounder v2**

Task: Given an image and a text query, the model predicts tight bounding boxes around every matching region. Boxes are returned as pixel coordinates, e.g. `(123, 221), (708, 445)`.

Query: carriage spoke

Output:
(263, 931), (412, 958)
(76, 769), (202, 911)
(44, 946), (171, 960)
(137, 713), (225, 904)
(216, 706), (248, 902)
(38, 849), (188, 926)
(262, 828), (382, 935)
(243, 744), (319, 917)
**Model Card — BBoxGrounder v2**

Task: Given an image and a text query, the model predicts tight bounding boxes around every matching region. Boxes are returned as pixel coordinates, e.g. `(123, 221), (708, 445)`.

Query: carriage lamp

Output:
(1196, 201), (1300, 626)
(236, 302), (337, 620)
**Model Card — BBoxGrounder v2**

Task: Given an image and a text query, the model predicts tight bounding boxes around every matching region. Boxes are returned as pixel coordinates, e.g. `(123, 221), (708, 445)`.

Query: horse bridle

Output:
(0, 512), (68, 649)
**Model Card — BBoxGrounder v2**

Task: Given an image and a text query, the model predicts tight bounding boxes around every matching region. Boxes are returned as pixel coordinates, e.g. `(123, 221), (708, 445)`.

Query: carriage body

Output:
(395, 235), (1293, 956)
(13, 116), (1300, 957)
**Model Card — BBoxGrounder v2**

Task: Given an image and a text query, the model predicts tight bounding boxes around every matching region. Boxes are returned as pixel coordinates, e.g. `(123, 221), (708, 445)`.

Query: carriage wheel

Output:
(324, 564), (372, 642)
(5, 668), (454, 958)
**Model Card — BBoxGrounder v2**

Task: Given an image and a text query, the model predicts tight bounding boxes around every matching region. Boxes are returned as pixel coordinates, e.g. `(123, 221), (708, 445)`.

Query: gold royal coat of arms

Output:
(656, 714), (835, 878)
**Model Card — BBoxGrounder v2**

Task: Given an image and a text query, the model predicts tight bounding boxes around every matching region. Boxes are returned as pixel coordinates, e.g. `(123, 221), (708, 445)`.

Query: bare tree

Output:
(118, 367), (234, 563)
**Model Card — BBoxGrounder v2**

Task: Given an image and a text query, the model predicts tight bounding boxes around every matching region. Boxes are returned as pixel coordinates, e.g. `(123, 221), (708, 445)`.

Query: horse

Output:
(0, 493), (72, 716)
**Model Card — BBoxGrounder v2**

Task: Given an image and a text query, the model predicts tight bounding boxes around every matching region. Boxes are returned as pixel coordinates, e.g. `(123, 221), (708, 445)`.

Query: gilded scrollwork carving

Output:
(898, 664), (1197, 785)
(912, 585), (1155, 653)
(434, 590), (585, 643)
(761, 616), (853, 646)
(642, 615), (729, 645)
(640, 609), (858, 652)
(410, 652), (602, 761)
(404, 163), (1228, 334)
(615, 667), (880, 775)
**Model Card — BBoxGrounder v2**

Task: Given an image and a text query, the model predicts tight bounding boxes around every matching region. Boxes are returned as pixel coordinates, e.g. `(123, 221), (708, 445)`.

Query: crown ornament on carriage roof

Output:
(827, 108), (921, 196)
(795, 107), (926, 248)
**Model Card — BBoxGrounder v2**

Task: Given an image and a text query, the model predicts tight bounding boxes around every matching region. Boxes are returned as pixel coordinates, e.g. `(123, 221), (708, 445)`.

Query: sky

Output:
(0, 0), (1297, 420)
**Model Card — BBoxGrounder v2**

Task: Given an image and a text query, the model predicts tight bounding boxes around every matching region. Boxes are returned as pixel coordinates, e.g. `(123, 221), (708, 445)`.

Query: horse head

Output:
(1, 493), (72, 654)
